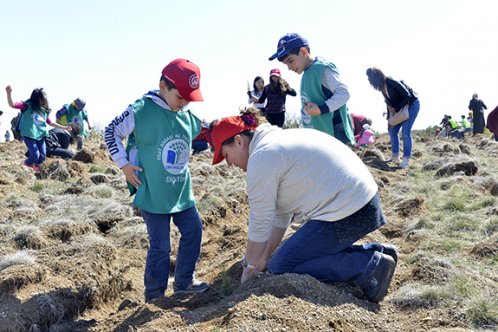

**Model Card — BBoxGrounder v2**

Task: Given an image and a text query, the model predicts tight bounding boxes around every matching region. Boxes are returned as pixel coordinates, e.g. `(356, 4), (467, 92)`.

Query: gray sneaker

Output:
(173, 280), (209, 296)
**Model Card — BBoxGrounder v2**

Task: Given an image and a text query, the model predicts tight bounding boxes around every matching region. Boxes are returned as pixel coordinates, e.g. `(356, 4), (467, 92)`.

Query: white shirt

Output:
(246, 124), (378, 242)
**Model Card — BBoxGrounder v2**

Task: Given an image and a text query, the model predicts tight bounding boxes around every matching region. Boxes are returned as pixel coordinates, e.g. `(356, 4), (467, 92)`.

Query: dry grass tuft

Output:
(13, 225), (49, 249)
(0, 251), (37, 272)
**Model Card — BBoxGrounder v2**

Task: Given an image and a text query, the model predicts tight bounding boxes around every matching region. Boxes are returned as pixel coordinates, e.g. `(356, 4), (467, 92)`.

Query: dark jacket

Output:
(257, 84), (296, 114)
(468, 98), (487, 112)
(487, 105), (498, 136)
(382, 78), (417, 112)
(46, 128), (72, 151)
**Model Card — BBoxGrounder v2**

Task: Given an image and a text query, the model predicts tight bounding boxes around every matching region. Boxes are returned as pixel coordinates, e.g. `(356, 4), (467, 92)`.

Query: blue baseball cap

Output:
(268, 33), (309, 61)
(74, 98), (86, 111)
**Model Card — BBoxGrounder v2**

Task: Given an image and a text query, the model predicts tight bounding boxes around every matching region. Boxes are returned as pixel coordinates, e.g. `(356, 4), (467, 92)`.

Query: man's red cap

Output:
(211, 115), (257, 165)
(161, 58), (203, 102)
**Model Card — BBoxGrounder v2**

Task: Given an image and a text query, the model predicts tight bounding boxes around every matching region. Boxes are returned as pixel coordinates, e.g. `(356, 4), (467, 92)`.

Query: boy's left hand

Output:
(304, 102), (320, 116)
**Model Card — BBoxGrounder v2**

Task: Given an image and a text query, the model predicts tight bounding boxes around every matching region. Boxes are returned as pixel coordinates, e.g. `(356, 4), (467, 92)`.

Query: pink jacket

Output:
(355, 129), (375, 148)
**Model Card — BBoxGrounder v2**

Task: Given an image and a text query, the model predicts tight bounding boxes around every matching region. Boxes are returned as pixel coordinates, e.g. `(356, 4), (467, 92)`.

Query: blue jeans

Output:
(268, 193), (386, 288)
(141, 206), (203, 299)
(333, 122), (352, 146)
(192, 140), (208, 153)
(388, 99), (420, 157)
(23, 136), (46, 165)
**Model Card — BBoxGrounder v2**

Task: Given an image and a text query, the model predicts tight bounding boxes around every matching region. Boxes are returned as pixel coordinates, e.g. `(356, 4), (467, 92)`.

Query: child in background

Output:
(355, 124), (375, 148)
(269, 33), (355, 145)
(56, 98), (92, 150)
(5, 85), (71, 172)
(247, 76), (266, 116)
(104, 58), (209, 302)
(252, 68), (297, 128)
(192, 119), (214, 154)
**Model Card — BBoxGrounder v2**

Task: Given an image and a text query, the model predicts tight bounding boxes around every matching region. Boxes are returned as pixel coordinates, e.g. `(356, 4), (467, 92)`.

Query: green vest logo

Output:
(33, 113), (45, 126)
(162, 138), (189, 175)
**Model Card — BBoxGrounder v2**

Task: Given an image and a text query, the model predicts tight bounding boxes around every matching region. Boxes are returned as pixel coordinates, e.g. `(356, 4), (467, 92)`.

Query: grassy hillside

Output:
(0, 131), (497, 331)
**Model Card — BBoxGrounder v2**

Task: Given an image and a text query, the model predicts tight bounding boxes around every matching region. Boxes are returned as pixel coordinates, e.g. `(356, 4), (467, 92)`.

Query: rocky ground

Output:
(0, 131), (497, 332)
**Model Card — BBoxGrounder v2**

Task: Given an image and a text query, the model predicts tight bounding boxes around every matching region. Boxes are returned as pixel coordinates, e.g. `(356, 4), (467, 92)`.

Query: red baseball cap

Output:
(161, 58), (203, 102)
(211, 115), (257, 165)
(270, 68), (281, 77)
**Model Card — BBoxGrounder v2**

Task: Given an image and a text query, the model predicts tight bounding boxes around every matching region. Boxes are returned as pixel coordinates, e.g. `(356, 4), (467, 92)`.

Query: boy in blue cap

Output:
(104, 58), (209, 302)
(269, 33), (355, 145)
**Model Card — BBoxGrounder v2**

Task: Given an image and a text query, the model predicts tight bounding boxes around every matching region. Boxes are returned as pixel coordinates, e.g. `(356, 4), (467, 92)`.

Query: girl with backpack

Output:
(5, 85), (71, 172)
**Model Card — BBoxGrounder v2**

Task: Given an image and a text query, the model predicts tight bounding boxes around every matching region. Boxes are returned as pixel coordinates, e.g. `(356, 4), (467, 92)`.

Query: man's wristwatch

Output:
(241, 257), (256, 269)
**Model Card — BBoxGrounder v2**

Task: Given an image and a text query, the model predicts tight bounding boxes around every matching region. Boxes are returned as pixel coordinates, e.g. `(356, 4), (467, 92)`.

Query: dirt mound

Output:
(73, 148), (95, 163)
(470, 233), (498, 258)
(395, 196), (425, 217)
(435, 160), (479, 177)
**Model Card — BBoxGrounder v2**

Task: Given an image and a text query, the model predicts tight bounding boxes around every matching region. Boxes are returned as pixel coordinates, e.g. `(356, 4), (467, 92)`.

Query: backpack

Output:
(56, 107), (69, 125)
(10, 112), (22, 141)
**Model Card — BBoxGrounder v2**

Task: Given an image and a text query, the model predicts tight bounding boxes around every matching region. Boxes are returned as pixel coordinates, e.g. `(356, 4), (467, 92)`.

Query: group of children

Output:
(436, 113), (473, 139)
(4, 86), (91, 171)
(102, 33), (397, 303)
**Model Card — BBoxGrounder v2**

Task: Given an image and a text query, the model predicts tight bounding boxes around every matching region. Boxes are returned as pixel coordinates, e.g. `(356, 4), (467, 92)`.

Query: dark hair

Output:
(277, 45), (310, 62)
(253, 76), (264, 91)
(366, 67), (386, 91)
(27, 88), (50, 113)
(221, 107), (267, 147)
(160, 76), (177, 91)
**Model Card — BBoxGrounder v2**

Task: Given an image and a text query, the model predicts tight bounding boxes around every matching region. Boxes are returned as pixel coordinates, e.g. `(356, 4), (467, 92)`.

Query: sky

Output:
(0, 0), (496, 141)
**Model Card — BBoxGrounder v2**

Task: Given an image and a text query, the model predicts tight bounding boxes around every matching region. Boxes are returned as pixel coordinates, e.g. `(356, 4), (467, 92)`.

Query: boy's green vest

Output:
(127, 97), (201, 214)
(65, 104), (89, 137)
(20, 102), (49, 140)
(300, 58), (354, 144)
(461, 118), (470, 128)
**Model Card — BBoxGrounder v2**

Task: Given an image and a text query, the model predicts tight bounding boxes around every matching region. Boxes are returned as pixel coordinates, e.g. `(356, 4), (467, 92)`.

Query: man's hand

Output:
(122, 163), (142, 188)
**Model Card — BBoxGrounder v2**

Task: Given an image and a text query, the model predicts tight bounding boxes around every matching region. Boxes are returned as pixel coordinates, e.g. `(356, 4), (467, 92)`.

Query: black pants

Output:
(266, 112), (285, 128)
(47, 148), (75, 159)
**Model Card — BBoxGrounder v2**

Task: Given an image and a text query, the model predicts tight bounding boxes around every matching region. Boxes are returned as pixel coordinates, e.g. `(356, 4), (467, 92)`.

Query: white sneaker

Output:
(400, 157), (410, 169)
(386, 154), (399, 162)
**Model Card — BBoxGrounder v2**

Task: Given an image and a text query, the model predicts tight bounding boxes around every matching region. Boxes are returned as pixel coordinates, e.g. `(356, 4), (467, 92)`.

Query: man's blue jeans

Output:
(141, 206), (202, 299)
(388, 99), (420, 158)
(268, 193), (386, 288)
(23, 136), (46, 165)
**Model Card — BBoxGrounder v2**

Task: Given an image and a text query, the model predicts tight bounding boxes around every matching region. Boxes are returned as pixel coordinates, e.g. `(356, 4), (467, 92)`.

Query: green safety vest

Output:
(448, 118), (459, 129)
(300, 58), (354, 144)
(20, 102), (49, 140)
(127, 97), (201, 214)
(65, 104), (89, 137)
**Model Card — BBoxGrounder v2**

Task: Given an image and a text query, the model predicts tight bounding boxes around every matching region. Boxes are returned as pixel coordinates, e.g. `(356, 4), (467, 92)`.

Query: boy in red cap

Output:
(104, 58), (209, 302)
(269, 33), (355, 145)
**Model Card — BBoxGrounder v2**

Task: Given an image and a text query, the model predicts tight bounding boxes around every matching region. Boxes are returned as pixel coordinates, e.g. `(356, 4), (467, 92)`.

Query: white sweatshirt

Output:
(246, 124), (378, 242)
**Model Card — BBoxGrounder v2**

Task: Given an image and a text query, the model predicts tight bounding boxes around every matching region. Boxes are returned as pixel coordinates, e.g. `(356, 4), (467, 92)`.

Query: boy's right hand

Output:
(122, 163), (143, 188)
(5, 85), (12, 93)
